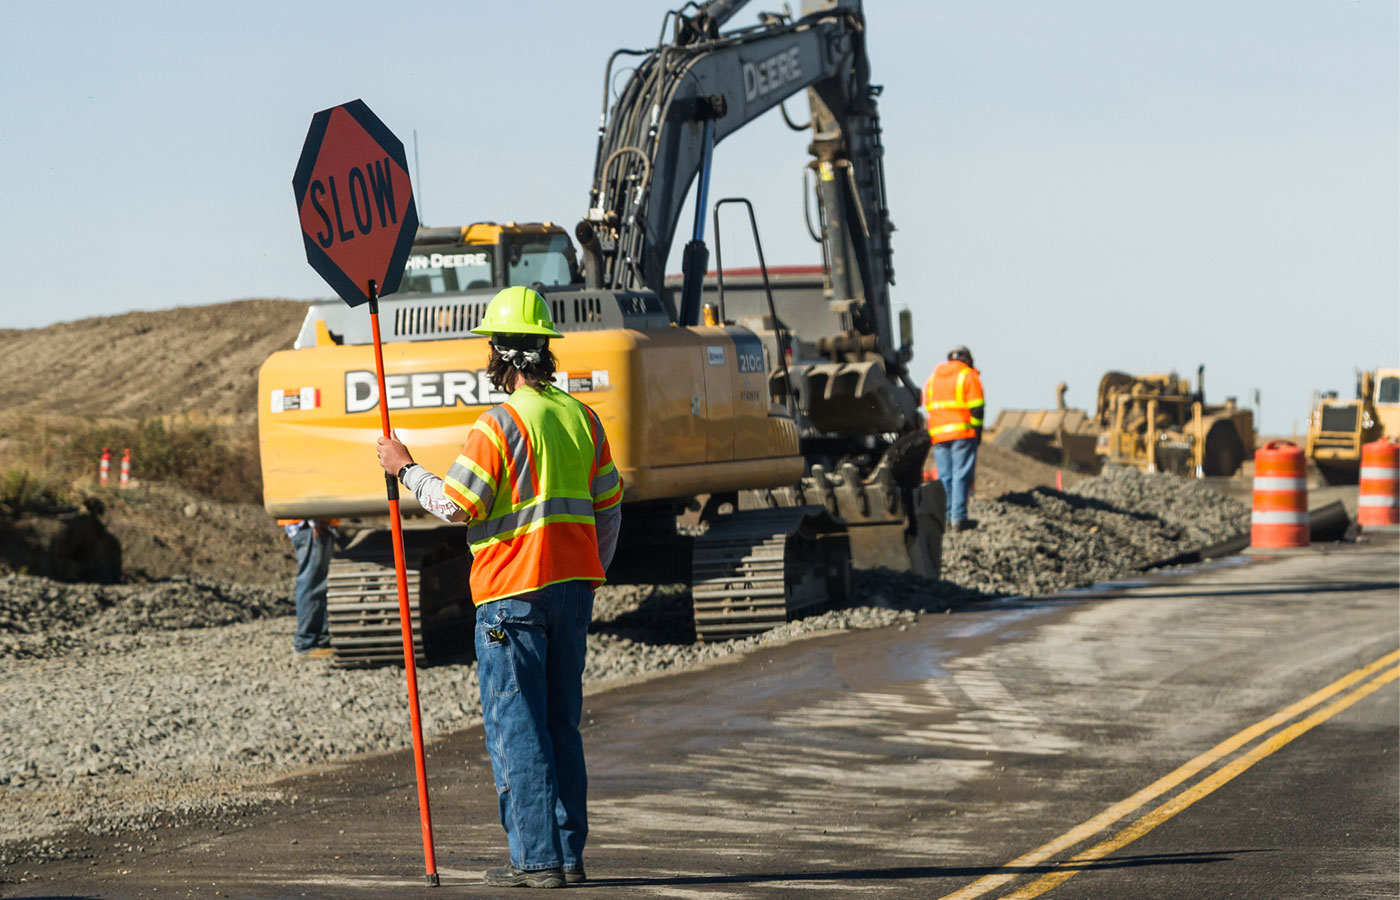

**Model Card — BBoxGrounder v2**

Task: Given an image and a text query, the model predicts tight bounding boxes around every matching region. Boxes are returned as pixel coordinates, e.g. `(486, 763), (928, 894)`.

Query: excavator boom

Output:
(580, 0), (903, 388)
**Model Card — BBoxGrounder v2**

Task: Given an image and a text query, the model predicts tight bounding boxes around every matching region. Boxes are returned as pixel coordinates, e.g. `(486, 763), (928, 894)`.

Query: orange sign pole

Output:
(368, 280), (439, 887)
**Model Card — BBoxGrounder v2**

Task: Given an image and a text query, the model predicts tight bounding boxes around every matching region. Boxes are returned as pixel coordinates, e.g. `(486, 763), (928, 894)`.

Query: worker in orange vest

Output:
(376, 286), (622, 888)
(923, 345), (985, 531)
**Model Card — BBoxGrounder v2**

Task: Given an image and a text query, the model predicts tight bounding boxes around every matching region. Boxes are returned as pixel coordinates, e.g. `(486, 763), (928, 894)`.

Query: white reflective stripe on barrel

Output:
(1252, 477), (1307, 491)
(1251, 510), (1309, 525)
(1358, 495), (1400, 507)
(1359, 466), (1399, 480)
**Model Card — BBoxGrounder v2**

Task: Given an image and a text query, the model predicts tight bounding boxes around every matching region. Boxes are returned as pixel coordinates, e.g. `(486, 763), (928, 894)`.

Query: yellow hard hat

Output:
(472, 286), (564, 338)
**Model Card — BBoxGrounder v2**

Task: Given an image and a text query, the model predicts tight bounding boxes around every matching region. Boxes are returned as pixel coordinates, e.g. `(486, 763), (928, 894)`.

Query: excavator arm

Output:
(578, 0), (901, 377)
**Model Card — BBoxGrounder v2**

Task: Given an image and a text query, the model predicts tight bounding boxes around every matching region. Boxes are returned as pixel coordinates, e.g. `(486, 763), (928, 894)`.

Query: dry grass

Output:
(0, 412), (263, 506)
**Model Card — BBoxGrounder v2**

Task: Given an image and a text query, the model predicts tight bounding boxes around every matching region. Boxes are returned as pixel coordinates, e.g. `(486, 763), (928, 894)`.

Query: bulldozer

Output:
(1092, 368), (1253, 477)
(1305, 367), (1400, 485)
(988, 367), (1254, 478)
(259, 0), (943, 665)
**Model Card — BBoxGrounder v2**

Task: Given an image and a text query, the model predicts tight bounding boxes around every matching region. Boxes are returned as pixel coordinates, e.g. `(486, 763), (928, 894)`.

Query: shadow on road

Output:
(569, 848), (1272, 889)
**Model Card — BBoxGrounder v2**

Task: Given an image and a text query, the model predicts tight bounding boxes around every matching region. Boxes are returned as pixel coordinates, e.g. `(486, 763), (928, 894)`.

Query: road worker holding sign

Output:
(376, 286), (623, 888)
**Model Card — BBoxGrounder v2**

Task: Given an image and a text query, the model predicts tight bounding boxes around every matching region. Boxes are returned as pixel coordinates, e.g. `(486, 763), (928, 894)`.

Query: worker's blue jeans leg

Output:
(291, 526), (332, 652)
(476, 581), (593, 872)
(933, 437), (979, 524)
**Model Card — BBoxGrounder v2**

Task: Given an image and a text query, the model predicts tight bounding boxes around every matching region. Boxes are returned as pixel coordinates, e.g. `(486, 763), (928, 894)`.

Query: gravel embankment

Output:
(941, 464), (1250, 596)
(0, 465), (1249, 870)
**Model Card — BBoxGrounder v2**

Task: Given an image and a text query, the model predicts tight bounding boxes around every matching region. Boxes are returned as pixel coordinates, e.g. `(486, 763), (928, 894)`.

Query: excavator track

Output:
(690, 506), (850, 643)
(326, 530), (432, 669)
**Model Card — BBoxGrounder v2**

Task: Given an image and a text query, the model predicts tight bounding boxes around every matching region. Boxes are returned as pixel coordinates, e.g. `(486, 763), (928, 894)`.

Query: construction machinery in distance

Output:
(987, 381), (1100, 474)
(1305, 367), (1400, 485)
(258, 0), (943, 665)
(990, 367), (1255, 478)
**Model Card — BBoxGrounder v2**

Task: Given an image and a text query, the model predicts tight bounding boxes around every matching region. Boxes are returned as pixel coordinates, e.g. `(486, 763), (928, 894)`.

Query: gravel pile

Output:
(0, 575), (292, 660)
(940, 465), (1250, 597)
(0, 464), (1249, 868)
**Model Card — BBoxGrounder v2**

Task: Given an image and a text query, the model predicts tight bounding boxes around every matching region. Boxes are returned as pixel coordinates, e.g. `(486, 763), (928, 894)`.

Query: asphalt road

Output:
(9, 531), (1397, 899)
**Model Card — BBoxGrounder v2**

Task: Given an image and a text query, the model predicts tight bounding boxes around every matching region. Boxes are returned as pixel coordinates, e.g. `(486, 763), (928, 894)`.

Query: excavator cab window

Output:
(400, 247), (496, 294)
(1378, 375), (1400, 405)
(504, 233), (581, 287)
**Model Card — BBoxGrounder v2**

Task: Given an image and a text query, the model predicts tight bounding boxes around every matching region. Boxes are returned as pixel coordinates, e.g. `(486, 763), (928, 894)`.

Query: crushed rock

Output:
(0, 463), (1249, 868)
(939, 464), (1249, 597)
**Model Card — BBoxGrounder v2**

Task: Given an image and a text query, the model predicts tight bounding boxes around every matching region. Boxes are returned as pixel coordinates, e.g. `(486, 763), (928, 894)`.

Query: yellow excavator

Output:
(260, 0), (943, 665)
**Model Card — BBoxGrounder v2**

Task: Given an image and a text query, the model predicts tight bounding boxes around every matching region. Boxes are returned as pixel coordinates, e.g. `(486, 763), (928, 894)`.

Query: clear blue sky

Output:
(5, 1), (1396, 434)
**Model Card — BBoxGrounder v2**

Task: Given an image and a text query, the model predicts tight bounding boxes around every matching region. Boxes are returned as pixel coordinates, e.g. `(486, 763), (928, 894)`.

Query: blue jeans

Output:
(933, 437), (979, 524)
(475, 580), (593, 871)
(290, 525), (332, 652)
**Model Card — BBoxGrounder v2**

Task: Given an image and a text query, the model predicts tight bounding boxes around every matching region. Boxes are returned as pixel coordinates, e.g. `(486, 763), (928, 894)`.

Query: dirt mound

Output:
(973, 441), (1088, 496)
(0, 482), (293, 587)
(0, 300), (306, 584)
(100, 483), (294, 584)
(921, 440), (1088, 498)
(0, 300), (308, 423)
(0, 506), (121, 584)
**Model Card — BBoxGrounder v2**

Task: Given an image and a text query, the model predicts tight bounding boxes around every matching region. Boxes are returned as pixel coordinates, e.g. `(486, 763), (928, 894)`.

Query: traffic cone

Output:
(99, 447), (111, 486)
(1251, 441), (1308, 548)
(1358, 439), (1399, 528)
(119, 448), (132, 488)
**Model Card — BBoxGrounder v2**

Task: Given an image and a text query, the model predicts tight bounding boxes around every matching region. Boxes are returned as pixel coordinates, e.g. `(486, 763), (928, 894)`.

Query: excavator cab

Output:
(400, 222), (580, 296)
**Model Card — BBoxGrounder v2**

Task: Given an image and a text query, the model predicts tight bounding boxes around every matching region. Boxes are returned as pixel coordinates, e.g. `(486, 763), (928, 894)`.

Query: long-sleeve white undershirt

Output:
(401, 464), (467, 523)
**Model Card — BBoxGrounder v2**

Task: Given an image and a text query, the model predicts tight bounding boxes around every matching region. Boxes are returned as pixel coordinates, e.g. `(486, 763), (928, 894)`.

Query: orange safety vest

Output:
(442, 383), (623, 605)
(924, 360), (985, 443)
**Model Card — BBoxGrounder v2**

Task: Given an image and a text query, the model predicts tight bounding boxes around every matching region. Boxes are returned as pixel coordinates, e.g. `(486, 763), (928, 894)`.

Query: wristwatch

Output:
(396, 463), (417, 484)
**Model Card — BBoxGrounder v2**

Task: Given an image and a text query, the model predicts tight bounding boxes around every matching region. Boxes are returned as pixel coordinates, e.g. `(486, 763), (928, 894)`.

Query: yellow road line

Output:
(938, 648), (1400, 900)
(1002, 662), (1400, 898)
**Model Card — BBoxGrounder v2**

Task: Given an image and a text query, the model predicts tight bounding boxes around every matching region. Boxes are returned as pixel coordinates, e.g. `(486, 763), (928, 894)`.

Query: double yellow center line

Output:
(940, 648), (1400, 900)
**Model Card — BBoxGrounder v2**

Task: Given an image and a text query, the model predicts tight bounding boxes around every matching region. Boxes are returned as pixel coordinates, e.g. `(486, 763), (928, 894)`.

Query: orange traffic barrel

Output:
(1358, 439), (1399, 527)
(1251, 440), (1309, 548)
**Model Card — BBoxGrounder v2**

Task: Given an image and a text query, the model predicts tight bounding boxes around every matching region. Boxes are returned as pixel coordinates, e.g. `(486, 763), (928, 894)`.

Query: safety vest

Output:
(441, 383), (623, 604)
(924, 360), (985, 444)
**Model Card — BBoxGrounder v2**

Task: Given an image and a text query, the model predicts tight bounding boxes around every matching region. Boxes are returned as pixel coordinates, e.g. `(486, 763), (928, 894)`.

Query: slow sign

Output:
(292, 100), (419, 307)
(290, 99), (437, 885)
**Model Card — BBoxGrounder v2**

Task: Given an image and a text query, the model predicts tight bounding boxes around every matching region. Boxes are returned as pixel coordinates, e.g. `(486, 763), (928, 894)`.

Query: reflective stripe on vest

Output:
(487, 404), (537, 504)
(924, 361), (984, 443)
(466, 496), (599, 544)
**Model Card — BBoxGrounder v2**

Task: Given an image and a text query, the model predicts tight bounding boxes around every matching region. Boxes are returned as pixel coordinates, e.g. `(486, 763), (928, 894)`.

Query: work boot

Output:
(564, 866), (586, 884)
(483, 864), (565, 888)
(294, 647), (334, 659)
(952, 519), (979, 533)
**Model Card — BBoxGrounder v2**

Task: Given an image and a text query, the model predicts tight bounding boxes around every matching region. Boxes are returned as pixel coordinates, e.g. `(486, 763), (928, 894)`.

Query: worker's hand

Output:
(376, 432), (414, 476)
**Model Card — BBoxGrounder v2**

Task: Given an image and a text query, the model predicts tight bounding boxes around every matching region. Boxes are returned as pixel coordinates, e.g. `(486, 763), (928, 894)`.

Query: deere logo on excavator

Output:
(743, 46), (803, 102)
(345, 369), (506, 414)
